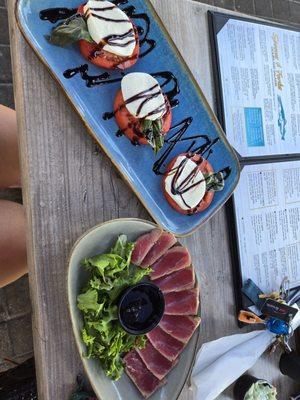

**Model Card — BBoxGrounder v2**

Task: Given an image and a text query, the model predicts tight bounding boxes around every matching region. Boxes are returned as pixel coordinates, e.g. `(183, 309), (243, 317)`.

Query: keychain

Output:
(238, 311), (291, 335)
(240, 278), (300, 380)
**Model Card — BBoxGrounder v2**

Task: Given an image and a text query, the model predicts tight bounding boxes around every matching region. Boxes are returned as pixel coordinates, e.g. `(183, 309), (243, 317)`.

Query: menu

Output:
(234, 161), (300, 293)
(210, 12), (300, 302)
(216, 16), (300, 158)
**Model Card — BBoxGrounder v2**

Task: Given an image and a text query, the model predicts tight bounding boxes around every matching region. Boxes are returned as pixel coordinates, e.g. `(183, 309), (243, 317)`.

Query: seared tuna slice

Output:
(159, 315), (201, 343)
(152, 267), (195, 293)
(137, 340), (176, 380)
(147, 326), (184, 361)
(124, 350), (165, 399)
(164, 287), (199, 315)
(140, 231), (176, 267)
(150, 246), (191, 280)
(131, 228), (162, 266)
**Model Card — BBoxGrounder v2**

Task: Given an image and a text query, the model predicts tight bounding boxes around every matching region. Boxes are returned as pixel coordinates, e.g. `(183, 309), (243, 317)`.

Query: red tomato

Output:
(77, 4), (140, 70)
(163, 153), (215, 215)
(114, 90), (172, 146)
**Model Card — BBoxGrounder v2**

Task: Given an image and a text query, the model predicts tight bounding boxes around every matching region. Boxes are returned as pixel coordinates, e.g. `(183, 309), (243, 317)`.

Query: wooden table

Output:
(7, 0), (300, 398)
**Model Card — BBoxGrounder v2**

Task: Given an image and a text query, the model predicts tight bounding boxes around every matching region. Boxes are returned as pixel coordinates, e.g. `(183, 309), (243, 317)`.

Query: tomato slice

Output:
(163, 153), (215, 215)
(77, 4), (140, 70)
(114, 90), (172, 146)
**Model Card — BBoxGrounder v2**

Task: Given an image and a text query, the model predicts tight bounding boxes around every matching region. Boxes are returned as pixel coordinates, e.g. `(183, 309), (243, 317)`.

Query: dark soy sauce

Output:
(39, 8), (77, 23)
(118, 283), (164, 335)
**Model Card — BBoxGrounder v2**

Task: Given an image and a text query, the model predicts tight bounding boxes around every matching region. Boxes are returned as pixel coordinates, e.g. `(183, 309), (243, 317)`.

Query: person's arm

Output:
(0, 105), (21, 188)
(0, 200), (27, 288)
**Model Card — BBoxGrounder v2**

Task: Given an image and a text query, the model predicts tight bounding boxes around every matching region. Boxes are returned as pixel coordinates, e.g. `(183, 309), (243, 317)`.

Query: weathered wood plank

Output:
(7, 0), (299, 398)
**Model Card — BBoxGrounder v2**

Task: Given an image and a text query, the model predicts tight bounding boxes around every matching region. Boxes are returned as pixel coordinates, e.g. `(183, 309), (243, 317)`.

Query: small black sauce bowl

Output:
(118, 282), (165, 335)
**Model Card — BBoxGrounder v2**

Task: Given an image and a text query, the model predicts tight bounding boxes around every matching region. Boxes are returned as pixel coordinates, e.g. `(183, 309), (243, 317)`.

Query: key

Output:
(288, 287), (300, 306)
(284, 337), (292, 353)
(290, 394), (300, 400)
(269, 338), (280, 354)
(279, 277), (290, 302)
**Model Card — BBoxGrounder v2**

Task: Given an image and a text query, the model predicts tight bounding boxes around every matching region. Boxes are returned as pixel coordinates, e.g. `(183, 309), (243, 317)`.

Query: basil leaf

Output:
(204, 171), (225, 192)
(46, 14), (94, 47)
(141, 119), (152, 132)
(152, 132), (164, 155)
(141, 118), (165, 154)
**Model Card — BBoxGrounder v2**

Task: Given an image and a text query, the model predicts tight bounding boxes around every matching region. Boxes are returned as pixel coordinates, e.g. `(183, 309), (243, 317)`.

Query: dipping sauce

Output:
(118, 283), (165, 335)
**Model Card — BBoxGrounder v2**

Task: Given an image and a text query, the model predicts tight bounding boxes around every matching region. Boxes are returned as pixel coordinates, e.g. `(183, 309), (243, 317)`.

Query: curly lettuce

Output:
(77, 235), (151, 380)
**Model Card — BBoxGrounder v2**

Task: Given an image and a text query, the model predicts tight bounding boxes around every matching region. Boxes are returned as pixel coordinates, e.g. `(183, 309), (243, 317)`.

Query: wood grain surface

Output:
(7, 0), (300, 398)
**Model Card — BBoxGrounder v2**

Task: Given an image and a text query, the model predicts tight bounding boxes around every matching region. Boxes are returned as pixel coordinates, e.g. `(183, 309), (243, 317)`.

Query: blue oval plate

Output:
(16, 0), (240, 236)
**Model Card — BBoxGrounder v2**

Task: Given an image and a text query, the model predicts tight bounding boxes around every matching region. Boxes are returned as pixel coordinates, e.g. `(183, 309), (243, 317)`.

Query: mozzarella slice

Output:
(164, 156), (206, 211)
(84, 0), (136, 57)
(121, 73), (167, 121)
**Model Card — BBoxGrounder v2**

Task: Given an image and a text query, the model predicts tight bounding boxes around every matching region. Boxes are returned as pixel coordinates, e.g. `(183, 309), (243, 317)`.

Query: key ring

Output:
(279, 276), (290, 302)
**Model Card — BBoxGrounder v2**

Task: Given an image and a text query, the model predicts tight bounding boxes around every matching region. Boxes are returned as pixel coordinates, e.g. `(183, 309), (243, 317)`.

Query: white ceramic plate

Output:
(67, 218), (200, 400)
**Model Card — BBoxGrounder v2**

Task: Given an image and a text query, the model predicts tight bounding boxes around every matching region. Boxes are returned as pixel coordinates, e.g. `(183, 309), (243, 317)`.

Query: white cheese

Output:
(121, 72), (167, 121)
(164, 156), (206, 211)
(84, 0), (136, 58)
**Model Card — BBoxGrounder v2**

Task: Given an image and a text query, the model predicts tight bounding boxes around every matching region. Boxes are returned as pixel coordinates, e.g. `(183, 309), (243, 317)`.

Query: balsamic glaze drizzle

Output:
(39, 8), (77, 23)
(116, 129), (124, 137)
(152, 71), (180, 108)
(122, 6), (156, 57)
(103, 29), (136, 48)
(153, 117), (192, 175)
(39, 0), (129, 23)
(63, 64), (123, 88)
(39, 1), (156, 57)
(112, 0), (129, 5)
(153, 118), (231, 181)
(39, 3), (231, 211)
(85, 11), (131, 23)
(154, 119), (231, 212)
(101, 70), (179, 121)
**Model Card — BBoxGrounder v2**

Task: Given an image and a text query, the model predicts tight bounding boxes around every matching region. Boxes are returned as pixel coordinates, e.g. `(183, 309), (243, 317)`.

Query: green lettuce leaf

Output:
(77, 235), (151, 381)
(82, 328), (97, 358)
(77, 289), (103, 315)
(46, 15), (94, 47)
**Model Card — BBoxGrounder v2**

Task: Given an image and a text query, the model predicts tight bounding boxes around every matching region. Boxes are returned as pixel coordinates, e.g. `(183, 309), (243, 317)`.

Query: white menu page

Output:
(234, 161), (300, 293)
(217, 18), (300, 158)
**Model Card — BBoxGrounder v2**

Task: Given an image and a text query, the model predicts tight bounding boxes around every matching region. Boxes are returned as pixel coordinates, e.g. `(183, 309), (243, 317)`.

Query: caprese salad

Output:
(47, 0), (140, 70)
(163, 153), (225, 215)
(114, 72), (172, 153)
